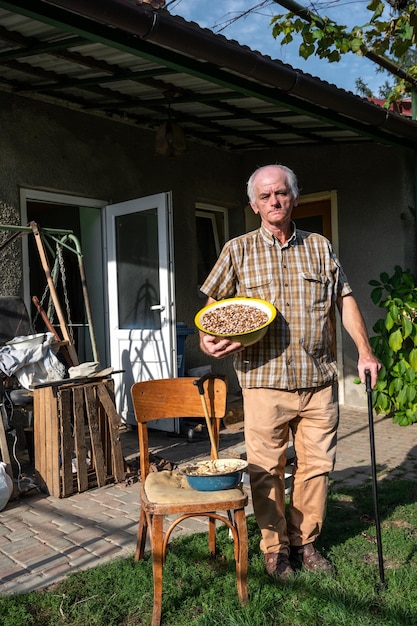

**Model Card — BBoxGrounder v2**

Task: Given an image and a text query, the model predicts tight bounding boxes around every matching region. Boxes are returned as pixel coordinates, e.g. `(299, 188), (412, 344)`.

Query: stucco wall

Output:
(0, 90), (244, 389)
(0, 91), (415, 406)
(0, 91), (242, 284)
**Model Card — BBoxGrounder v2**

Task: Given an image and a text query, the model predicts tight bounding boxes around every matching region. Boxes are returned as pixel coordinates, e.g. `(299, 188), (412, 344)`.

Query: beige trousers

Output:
(242, 383), (339, 554)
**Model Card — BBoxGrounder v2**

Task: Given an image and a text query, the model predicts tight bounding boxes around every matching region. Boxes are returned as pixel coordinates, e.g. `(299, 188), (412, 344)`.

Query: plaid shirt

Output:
(200, 223), (352, 390)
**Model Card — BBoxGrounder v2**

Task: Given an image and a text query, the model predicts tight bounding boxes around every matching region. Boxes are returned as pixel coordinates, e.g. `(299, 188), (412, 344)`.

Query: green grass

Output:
(1, 479), (417, 626)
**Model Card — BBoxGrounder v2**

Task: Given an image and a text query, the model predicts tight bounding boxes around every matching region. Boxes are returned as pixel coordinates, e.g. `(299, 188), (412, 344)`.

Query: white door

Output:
(105, 192), (177, 427)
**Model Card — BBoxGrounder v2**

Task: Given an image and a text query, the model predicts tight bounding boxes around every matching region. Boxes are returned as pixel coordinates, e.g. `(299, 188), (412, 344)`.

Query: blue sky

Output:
(167, 0), (388, 95)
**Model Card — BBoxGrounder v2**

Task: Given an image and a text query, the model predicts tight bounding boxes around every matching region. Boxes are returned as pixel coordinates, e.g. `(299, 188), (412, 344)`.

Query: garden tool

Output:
(194, 374), (236, 527)
(194, 374), (219, 459)
(365, 369), (385, 589)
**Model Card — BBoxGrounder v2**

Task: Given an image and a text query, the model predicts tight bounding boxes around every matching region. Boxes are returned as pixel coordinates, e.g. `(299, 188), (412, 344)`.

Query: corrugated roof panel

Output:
(16, 56), (105, 80)
(0, 7), (59, 39)
(0, 2), (413, 150)
(69, 42), (155, 69)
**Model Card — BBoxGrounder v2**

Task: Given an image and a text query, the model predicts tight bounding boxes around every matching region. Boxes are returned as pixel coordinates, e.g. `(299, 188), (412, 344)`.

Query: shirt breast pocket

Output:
(240, 275), (274, 302)
(301, 272), (330, 310)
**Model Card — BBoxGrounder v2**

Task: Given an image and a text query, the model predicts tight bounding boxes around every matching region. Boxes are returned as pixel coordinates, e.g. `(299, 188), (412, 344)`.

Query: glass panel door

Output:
(106, 193), (176, 427)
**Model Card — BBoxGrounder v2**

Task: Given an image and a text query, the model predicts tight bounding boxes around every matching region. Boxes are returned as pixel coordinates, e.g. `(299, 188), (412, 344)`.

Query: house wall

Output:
(0, 90), (244, 384)
(0, 90), (243, 292)
(0, 91), (415, 406)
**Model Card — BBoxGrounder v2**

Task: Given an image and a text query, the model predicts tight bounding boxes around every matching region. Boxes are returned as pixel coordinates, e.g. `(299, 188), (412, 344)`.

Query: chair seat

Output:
(144, 470), (247, 505)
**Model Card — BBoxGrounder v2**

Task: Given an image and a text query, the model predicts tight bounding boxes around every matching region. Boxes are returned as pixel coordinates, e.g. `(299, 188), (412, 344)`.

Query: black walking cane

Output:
(365, 369), (385, 589)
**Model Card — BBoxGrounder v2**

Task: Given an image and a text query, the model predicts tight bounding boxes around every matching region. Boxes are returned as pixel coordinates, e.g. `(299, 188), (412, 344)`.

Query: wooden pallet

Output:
(33, 378), (125, 497)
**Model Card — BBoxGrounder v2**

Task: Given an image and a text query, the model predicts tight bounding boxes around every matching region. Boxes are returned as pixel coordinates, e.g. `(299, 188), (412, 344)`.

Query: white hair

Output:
(247, 164), (299, 204)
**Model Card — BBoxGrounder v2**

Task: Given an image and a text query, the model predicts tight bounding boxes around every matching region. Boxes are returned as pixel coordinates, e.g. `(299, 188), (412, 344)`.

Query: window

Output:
(196, 205), (228, 289)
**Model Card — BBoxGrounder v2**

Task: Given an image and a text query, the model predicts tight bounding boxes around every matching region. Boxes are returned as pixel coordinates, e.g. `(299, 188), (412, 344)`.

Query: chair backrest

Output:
(131, 376), (227, 479)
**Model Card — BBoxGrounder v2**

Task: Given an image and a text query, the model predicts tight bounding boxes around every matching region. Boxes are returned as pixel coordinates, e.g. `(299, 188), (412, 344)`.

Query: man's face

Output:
(250, 167), (298, 230)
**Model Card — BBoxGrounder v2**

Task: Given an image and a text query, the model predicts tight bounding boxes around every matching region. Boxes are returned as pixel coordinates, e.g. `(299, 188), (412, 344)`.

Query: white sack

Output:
(0, 332), (66, 389)
(0, 462), (13, 511)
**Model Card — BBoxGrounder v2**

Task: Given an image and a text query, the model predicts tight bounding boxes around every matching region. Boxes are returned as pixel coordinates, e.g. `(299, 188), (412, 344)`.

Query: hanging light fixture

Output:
(155, 102), (187, 158)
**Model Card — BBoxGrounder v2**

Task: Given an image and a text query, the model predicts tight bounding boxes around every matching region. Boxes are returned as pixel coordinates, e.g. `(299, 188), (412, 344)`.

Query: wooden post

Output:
(32, 295), (73, 368)
(30, 222), (79, 366)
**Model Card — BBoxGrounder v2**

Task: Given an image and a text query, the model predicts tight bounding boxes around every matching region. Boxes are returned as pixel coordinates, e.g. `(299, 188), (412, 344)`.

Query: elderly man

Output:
(198, 164), (380, 581)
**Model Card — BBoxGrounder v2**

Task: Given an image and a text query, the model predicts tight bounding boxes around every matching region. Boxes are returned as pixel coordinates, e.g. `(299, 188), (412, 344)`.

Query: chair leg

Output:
(208, 515), (216, 555)
(234, 508), (248, 604)
(150, 514), (164, 626)
(135, 507), (148, 562)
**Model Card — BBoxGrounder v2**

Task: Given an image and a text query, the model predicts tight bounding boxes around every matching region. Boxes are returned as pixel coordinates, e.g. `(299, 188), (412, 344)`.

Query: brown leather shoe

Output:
(292, 543), (334, 573)
(264, 551), (294, 581)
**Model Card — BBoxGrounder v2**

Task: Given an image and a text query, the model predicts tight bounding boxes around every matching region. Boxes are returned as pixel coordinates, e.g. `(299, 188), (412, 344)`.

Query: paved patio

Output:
(1, 404), (417, 596)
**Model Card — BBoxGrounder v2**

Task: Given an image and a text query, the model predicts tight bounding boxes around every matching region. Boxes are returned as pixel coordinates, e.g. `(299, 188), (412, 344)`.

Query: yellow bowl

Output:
(194, 297), (276, 347)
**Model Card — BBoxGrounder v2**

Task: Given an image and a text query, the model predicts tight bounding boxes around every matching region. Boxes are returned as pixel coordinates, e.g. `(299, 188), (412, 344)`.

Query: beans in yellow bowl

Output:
(194, 297), (276, 347)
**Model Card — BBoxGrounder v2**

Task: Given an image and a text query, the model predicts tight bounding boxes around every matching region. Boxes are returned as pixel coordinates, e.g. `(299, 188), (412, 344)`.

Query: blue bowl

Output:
(184, 458), (248, 491)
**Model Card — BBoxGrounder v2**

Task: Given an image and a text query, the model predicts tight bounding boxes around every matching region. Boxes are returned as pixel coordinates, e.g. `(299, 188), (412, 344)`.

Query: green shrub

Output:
(368, 265), (417, 426)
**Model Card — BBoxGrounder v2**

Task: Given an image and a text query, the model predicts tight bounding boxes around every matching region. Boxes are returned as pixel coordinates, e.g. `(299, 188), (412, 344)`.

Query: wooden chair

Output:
(131, 374), (248, 626)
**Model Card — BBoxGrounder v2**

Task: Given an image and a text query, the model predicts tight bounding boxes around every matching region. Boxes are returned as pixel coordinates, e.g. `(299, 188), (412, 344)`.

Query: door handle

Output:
(150, 304), (165, 311)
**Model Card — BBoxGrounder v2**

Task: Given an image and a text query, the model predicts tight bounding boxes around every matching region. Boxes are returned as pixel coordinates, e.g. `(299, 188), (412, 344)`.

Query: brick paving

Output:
(1, 405), (417, 596)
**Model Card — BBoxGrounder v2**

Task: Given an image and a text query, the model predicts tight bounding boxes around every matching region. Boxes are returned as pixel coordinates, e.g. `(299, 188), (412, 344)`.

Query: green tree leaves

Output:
(369, 266), (417, 425)
(270, 1), (417, 102)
